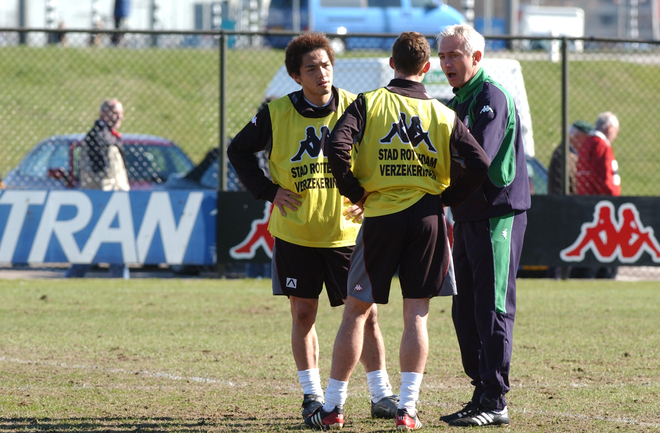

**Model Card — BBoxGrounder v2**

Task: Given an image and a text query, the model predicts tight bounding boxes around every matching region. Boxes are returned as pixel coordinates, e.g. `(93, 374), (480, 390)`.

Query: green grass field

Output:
(1, 45), (659, 195)
(0, 277), (658, 432)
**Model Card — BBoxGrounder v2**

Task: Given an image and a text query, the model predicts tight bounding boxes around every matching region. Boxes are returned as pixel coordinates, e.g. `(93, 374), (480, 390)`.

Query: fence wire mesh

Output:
(2, 30), (660, 197)
(0, 29), (219, 191)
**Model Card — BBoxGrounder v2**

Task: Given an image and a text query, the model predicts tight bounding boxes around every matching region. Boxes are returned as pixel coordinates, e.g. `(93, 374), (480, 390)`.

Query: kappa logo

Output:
(291, 125), (331, 162)
(286, 278), (298, 289)
(380, 112), (437, 152)
(480, 105), (494, 114)
(229, 202), (274, 259)
(353, 284), (364, 291)
(560, 201), (660, 263)
(501, 228), (508, 240)
(251, 115), (258, 126)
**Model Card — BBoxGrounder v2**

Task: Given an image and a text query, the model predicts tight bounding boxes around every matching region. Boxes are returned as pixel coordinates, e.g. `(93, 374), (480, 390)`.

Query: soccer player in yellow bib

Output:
(227, 33), (398, 423)
(306, 32), (490, 431)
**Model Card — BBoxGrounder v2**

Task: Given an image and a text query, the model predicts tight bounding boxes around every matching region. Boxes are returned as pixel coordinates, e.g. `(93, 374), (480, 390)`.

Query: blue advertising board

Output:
(0, 190), (217, 265)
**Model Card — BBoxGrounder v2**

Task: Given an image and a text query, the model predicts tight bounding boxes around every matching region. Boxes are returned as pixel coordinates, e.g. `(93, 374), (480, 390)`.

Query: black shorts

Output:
(347, 193), (452, 304)
(272, 237), (353, 307)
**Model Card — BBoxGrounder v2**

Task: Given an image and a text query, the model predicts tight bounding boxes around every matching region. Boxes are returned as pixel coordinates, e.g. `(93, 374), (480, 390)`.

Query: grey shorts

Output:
(348, 193), (454, 304)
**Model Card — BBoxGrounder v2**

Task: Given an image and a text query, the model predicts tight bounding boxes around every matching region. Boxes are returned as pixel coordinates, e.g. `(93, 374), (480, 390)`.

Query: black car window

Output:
(123, 143), (193, 183)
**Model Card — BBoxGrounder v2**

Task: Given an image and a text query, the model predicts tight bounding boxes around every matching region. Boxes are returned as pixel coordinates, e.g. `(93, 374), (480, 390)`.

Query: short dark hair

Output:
(285, 32), (335, 77)
(391, 31), (430, 76)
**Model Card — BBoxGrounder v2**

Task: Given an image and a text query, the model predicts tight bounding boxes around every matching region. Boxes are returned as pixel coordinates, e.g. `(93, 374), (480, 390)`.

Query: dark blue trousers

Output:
(451, 211), (527, 410)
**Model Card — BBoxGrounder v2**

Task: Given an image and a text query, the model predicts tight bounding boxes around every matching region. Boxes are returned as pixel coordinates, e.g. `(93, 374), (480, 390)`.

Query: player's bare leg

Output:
(395, 298), (430, 430)
(290, 296), (324, 418)
(361, 304), (398, 418)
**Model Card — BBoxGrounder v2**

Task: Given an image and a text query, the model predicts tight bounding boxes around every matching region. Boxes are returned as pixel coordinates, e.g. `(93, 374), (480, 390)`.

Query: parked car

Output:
(4, 134), (195, 190)
(519, 156), (549, 277)
(527, 155), (548, 195)
(165, 147), (270, 192)
(164, 148), (221, 190)
(265, 0), (465, 53)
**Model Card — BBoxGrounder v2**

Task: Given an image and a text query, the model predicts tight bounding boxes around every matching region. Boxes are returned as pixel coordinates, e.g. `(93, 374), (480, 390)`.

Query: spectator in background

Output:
(548, 120), (593, 196)
(574, 111), (621, 279)
(547, 120), (592, 279)
(90, 19), (104, 47)
(112, 0), (131, 46)
(66, 99), (130, 279)
(576, 112), (621, 196)
(48, 21), (68, 46)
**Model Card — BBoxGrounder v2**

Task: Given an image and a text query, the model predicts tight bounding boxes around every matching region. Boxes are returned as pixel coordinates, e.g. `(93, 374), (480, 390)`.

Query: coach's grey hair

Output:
(595, 111), (619, 132)
(436, 24), (485, 56)
(100, 98), (121, 116)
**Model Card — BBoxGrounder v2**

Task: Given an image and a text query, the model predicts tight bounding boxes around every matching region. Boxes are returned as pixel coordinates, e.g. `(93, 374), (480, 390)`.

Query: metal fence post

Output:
(561, 36), (570, 196)
(217, 30), (227, 275)
(219, 31), (227, 193)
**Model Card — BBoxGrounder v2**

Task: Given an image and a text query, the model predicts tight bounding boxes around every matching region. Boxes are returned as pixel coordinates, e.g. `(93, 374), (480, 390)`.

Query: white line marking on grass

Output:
(0, 356), (245, 387)
(524, 409), (660, 428)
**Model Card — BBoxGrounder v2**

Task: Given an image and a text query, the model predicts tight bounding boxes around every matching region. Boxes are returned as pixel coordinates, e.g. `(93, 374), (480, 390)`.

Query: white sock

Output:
(323, 378), (348, 411)
(298, 368), (324, 397)
(366, 370), (394, 403)
(398, 372), (423, 414)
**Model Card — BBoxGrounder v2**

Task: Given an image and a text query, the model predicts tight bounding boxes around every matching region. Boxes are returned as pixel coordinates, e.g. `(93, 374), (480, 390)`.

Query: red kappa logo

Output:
(560, 201), (660, 263)
(229, 202), (274, 259)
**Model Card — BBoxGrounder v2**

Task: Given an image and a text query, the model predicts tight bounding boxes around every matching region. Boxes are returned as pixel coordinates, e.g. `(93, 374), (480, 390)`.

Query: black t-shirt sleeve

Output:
(226, 107), (279, 202)
(327, 95), (366, 204)
(441, 117), (490, 207)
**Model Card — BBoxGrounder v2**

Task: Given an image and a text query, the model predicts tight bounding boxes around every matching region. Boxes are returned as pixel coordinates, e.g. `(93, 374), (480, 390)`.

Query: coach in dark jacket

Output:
(437, 24), (530, 427)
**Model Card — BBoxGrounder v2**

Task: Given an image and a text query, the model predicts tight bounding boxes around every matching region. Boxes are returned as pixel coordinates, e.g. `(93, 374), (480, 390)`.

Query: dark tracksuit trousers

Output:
(451, 210), (527, 411)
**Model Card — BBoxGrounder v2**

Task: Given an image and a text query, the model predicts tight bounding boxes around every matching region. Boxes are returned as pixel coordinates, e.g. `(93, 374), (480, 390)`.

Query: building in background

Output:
(444, 0), (659, 40)
(7, 0), (262, 32)
(4, 0), (658, 43)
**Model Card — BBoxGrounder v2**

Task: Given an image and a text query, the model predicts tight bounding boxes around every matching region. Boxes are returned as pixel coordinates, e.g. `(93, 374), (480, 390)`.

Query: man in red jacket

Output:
(576, 112), (621, 196)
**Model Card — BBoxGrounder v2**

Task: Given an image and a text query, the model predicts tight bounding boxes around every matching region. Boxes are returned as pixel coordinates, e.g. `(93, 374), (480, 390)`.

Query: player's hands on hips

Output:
(273, 187), (303, 216)
(343, 191), (370, 224)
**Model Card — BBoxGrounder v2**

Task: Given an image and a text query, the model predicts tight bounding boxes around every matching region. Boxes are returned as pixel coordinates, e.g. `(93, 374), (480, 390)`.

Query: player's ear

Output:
(422, 61), (431, 74)
(290, 73), (302, 85)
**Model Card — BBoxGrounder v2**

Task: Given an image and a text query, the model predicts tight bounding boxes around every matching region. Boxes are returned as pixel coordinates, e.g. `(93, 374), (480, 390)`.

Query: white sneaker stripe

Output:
(474, 413), (493, 425)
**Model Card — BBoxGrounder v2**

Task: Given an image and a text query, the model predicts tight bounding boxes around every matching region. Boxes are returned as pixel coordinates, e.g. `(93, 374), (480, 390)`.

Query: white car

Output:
(264, 57), (536, 157)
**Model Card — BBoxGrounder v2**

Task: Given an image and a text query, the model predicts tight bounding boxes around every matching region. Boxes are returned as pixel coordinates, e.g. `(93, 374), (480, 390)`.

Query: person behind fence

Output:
(112, 0), (131, 46)
(548, 120), (593, 196)
(226, 32), (399, 422)
(65, 99), (129, 279)
(305, 31), (489, 431)
(574, 111), (620, 279)
(576, 111), (621, 197)
(437, 24), (531, 427)
(546, 120), (592, 280)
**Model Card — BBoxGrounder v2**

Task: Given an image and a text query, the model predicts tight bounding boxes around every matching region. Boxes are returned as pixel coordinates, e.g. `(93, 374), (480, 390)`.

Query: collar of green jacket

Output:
(452, 67), (487, 103)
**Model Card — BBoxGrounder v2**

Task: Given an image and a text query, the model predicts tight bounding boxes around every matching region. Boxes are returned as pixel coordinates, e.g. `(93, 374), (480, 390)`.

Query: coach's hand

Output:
(273, 187), (303, 216)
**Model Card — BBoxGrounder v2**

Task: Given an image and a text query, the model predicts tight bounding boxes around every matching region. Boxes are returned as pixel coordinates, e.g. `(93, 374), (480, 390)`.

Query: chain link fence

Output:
(2, 29), (659, 196)
(1, 29), (660, 278)
(0, 29), (219, 191)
